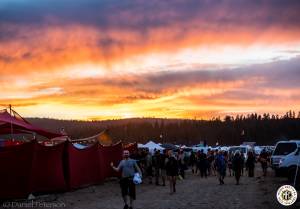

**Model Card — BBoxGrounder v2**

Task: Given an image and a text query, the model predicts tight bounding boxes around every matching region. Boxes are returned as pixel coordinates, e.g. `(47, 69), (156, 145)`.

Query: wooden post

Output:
(9, 104), (14, 141)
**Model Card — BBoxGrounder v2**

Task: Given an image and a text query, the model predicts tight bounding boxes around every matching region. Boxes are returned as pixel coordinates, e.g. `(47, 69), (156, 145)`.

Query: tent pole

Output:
(9, 104), (14, 141)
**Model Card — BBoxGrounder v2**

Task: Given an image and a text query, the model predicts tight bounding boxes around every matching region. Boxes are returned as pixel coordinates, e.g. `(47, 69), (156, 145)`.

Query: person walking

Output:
(211, 150), (217, 176)
(232, 151), (244, 185)
(160, 149), (167, 186)
(246, 151), (255, 177)
(199, 150), (207, 178)
(177, 149), (186, 179)
(215, 151), (226, 185)
(207, 149), (214, 176)
(196, 151), (201, 175)
(240, 152), (245, 176)
(227, 152), (233, 176)
(111, 150), (142, 209)
(152, 150), (161, 185)
(145, 150), (153, 184)
(259, 149), (268, 177)
(189, 151), (197, 174)
(165, 150), (179, 194)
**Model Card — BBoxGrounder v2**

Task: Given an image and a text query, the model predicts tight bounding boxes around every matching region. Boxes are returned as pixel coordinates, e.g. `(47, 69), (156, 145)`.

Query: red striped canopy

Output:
(0, 109), (63, 139)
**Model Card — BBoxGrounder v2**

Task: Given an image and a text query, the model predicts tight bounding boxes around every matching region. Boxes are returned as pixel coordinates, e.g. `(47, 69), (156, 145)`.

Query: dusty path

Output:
(2, 166), (300, 209)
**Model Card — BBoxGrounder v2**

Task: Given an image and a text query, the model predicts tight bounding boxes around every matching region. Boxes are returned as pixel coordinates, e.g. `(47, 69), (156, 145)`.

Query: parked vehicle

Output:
(278, 146), (300, 188)
(271, 140), (300, 176)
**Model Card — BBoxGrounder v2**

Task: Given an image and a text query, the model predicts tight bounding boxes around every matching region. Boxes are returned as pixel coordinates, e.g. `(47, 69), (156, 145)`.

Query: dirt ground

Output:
(2, 165), (300, 209)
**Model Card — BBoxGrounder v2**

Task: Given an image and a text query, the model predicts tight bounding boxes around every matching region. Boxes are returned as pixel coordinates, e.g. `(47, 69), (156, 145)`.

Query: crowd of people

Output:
(131, 148), (271, 185)
(132, 149), (182, 193)
(112, 148), (272, 209)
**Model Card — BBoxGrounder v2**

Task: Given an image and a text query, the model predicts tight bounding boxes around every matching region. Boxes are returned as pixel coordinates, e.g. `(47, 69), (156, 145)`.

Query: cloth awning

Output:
(0, 109), (63, 139)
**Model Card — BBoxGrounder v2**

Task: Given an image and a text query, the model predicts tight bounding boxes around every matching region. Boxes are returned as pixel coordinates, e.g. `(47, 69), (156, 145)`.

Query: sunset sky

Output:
(1, 0), (300, 120)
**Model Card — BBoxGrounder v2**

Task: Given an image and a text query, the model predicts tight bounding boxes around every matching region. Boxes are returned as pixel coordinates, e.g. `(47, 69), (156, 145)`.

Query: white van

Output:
(271, 140), (300, 175)
(278, 146), (300, 185)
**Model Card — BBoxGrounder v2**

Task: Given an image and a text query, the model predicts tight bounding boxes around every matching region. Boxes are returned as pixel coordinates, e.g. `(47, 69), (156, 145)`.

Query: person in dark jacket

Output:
(246, 151), (255, 177)
(232, 151), (244, 185)
(189, 151), (196, 174)
(160, 149), (167, 186)
(240, 153), (245, 176)
(166, 150), (179, 194)
(198, 150), (207, 178)
(152, 150), (161, 185)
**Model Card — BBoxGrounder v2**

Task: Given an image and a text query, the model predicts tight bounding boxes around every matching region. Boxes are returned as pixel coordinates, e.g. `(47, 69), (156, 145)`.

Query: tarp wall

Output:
(66, 142), (102, 189)
(0, 140), (123, 199)
(99, 142), (123, 179)
(0, 141), (34, 199)
(30, 142), (67, 193)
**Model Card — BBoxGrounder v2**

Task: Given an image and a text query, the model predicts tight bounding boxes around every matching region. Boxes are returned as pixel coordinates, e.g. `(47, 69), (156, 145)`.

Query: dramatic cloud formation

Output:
(0, 0), (300, 119)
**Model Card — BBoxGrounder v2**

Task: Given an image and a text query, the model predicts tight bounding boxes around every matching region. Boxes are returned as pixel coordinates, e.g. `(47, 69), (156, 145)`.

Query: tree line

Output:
(28, 110), (300, 146)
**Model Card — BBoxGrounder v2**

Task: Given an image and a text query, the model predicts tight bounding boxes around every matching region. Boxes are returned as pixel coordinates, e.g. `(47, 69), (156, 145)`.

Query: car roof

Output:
(275, 140), (300, 145)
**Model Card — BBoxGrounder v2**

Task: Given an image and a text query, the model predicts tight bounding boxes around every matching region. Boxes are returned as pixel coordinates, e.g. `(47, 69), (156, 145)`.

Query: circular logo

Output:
(277, 185), (298, 206)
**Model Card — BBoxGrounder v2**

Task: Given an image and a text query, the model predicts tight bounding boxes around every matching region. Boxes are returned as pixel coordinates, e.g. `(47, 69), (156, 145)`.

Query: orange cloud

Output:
(1, 22), (300, 78)
(0, 57), (299, 120)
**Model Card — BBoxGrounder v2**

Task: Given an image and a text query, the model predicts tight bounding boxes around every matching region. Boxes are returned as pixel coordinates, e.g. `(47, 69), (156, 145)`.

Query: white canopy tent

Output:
(140, 140), (165, 153)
